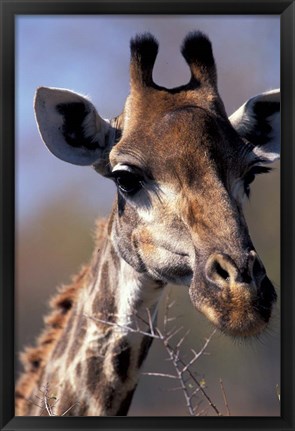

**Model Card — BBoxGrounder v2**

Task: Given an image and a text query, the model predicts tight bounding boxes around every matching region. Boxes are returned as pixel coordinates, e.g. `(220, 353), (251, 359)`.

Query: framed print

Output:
(0, 1), (294, 431)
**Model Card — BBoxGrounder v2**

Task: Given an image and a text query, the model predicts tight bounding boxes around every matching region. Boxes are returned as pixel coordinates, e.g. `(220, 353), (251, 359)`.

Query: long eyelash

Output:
(251, 166), (273, 175)
(141, 181), (163, 205)
(244, 166), (273, 198)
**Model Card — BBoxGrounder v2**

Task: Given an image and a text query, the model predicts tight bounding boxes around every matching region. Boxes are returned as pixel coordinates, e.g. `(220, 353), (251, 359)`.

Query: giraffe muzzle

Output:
(189, 250), (277, 337)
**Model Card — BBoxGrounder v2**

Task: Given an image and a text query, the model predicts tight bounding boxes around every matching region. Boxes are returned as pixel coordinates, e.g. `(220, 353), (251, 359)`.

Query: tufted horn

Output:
(130, 33), (159, 89)
(181, 31), (217, 89)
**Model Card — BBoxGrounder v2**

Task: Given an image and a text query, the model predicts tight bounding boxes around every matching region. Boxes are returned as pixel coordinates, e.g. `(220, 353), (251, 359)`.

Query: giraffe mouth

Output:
(142, 244), (193, 285)
(189, 274), (277, 337)
(183, 247), (277, 336)
(148, 255), (193, 285)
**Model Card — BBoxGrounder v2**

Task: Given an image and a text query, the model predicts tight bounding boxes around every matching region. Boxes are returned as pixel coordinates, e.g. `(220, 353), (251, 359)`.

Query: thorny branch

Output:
(85, 290), (231, 417)
(28, 383), (79, 416)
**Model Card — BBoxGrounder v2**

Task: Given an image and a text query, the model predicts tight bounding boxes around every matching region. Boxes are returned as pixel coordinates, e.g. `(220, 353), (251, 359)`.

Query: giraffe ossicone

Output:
(16, 31), (280, 416)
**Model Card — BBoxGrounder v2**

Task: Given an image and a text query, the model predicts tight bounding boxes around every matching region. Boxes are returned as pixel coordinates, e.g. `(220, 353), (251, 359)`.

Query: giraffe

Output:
(16, 32), (280, 416)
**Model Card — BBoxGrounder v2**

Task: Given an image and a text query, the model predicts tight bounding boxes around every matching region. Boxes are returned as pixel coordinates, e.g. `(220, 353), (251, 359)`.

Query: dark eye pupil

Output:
(113, 170), (143, 195)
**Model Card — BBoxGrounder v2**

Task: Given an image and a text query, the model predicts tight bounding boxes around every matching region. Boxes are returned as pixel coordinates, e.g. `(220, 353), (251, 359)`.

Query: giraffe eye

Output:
(112, 169), (144, 195)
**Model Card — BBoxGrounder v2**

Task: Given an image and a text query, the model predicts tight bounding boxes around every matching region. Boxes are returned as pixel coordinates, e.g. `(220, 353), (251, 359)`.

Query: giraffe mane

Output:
(15, 218), (108, 415)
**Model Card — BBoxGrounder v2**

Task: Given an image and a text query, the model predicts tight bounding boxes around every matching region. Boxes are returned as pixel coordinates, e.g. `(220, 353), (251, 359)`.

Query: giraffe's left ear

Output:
(229, 89), (280, 163)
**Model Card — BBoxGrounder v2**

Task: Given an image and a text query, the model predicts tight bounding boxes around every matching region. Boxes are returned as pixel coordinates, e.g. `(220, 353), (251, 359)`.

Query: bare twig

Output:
(142, 372), (178, 379)
(219, 378), (231, 416)
(84, 314), (161, 340)
(146, 307), (155, 337)
(176, 329), (191, 349)
(29, 383), (79, 417)
(160, 295), (220, 416)
(165, 326), (184, 344)
(60, 402), (80, 416)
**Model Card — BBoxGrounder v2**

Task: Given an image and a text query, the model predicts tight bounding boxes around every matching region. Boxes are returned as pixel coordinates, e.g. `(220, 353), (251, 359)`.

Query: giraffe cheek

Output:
(133, 228), (157, 264)
(138, 236), (157, 257)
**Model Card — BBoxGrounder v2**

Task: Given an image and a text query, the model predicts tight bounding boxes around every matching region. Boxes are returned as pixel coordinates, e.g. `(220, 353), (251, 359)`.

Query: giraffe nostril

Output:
(206, 251), (267, 290)
(205, 254), (237, 288)
(213, 261), (230, 281)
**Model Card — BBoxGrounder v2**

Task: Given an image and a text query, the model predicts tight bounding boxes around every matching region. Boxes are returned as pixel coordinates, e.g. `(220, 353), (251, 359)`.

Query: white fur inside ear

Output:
(34, 87), (112, 166)
(229, 89), (280, 163)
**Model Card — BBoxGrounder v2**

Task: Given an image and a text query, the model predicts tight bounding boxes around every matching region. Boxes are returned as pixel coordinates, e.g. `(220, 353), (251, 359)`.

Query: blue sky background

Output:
(15, 16), (280, 416)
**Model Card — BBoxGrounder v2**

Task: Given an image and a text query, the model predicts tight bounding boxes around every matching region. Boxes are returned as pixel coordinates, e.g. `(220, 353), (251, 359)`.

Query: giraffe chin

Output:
(197, 301), (268, 337)
(188, 277), (276, 338)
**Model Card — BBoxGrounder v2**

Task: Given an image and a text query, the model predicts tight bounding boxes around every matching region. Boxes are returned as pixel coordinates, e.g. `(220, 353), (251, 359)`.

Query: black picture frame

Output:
(0, 0), (294, 430)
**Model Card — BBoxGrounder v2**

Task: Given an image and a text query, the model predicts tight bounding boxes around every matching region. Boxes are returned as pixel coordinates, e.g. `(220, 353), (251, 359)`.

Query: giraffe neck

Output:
(29, 218), (164, 416)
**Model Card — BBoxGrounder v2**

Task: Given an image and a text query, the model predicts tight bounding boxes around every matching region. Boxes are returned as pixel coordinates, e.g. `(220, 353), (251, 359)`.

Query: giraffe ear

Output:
(229, 89), (280, 163)
(34, 87), (115, 170)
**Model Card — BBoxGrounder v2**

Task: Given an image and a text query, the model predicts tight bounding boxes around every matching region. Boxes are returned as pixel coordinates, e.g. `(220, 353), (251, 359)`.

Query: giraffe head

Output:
(34, 32), (279, 337)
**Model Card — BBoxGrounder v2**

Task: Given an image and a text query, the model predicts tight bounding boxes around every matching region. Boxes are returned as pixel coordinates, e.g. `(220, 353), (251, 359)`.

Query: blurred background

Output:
(15, 15), (280, 416)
